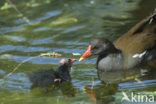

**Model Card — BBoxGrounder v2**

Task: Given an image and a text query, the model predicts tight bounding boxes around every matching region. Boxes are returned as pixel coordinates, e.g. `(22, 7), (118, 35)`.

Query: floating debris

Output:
(72, 53), (81, 56)
(0, 54), (10, 57)
(40, 52), (62, 57)
(51, 17), (78, 26)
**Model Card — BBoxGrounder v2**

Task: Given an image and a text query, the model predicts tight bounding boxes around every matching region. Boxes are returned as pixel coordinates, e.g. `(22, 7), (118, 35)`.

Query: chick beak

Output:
(70, 59), (76, 63)
(79, 45), (91, 62)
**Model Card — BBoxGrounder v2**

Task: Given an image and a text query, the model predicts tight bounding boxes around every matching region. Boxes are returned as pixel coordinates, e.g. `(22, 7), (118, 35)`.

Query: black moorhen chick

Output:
(29, 59), (76, 88)
(79, 11), (156, 71)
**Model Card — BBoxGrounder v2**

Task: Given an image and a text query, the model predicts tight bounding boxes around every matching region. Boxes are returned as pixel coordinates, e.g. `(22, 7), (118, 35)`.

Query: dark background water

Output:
(0, 0), (156, 104)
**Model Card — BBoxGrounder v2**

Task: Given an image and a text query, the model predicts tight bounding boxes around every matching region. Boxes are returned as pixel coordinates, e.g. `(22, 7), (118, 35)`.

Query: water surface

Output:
(0, 0), (156, 104)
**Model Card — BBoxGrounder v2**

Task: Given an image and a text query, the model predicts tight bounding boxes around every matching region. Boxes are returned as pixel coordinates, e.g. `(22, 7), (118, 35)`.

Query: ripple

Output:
(62, 25), (85, 33)
(30, 37), (53, 45)
(46, 10), (62, 17)
(0, 72), (30, 92)
(119, 79), (156, 90)
(31, 10), (62, 24)
(54, 48), (83, 53)
(0, 24), (26, 33)
(33, 27), (50, 32)
(0, 45), (51, 53)
(0, 55), (62, 64)
(0, 69), (6, 76)
(3, 35), (26, 42)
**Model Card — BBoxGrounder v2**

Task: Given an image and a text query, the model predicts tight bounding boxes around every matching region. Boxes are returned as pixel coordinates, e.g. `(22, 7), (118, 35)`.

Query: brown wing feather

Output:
(114, 11), (156, 68)
(114, 13), (156, 55)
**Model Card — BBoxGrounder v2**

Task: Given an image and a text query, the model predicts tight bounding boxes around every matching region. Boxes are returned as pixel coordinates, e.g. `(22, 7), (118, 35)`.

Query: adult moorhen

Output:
(79, 11), (156, 71)
(29, 58), (76, 88)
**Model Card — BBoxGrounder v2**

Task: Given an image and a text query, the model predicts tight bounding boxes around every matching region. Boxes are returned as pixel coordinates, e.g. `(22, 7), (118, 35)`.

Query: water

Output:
(0, 0), (156, 104)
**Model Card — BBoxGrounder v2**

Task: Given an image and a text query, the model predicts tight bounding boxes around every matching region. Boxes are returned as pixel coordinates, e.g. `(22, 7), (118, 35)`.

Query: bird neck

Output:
(96, 48), (122, 68)
(56, 64), (70, 73)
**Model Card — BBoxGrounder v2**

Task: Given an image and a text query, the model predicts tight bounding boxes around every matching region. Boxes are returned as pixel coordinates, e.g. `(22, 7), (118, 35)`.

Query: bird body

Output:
(28, 59), (76, 88)
(79, 11), (156, 71)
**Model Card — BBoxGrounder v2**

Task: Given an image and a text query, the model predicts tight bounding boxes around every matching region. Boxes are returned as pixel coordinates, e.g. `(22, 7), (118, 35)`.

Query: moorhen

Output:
(79, 11), (156, 71)
(29, 58), (76, 88)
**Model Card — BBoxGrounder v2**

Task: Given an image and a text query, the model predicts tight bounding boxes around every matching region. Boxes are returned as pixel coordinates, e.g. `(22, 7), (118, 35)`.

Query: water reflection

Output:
(0, 72), (30, 92)
(30, 82), (77, 98)
(84, 74), (156, 104)
(83, 83), (118, 104)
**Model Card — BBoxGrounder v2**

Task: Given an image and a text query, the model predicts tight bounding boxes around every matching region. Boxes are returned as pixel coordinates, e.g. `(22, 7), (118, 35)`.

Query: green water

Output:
(0, 0), (156, 104)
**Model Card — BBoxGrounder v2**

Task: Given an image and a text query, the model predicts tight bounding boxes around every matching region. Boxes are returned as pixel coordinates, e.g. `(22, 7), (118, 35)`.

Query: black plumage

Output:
(28, 59), (75, 88)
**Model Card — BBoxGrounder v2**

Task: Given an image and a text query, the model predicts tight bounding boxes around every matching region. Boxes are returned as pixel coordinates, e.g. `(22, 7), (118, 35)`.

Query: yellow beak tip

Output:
(79, 58), (85, 62)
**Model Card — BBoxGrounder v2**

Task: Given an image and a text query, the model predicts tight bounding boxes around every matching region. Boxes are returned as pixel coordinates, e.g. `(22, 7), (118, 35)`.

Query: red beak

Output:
(69, 59), (76, 63)
(79, 45), (91, 61)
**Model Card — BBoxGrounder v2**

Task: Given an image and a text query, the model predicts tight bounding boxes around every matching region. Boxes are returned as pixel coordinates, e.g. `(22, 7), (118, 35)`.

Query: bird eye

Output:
(68, 59), (71, 62)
